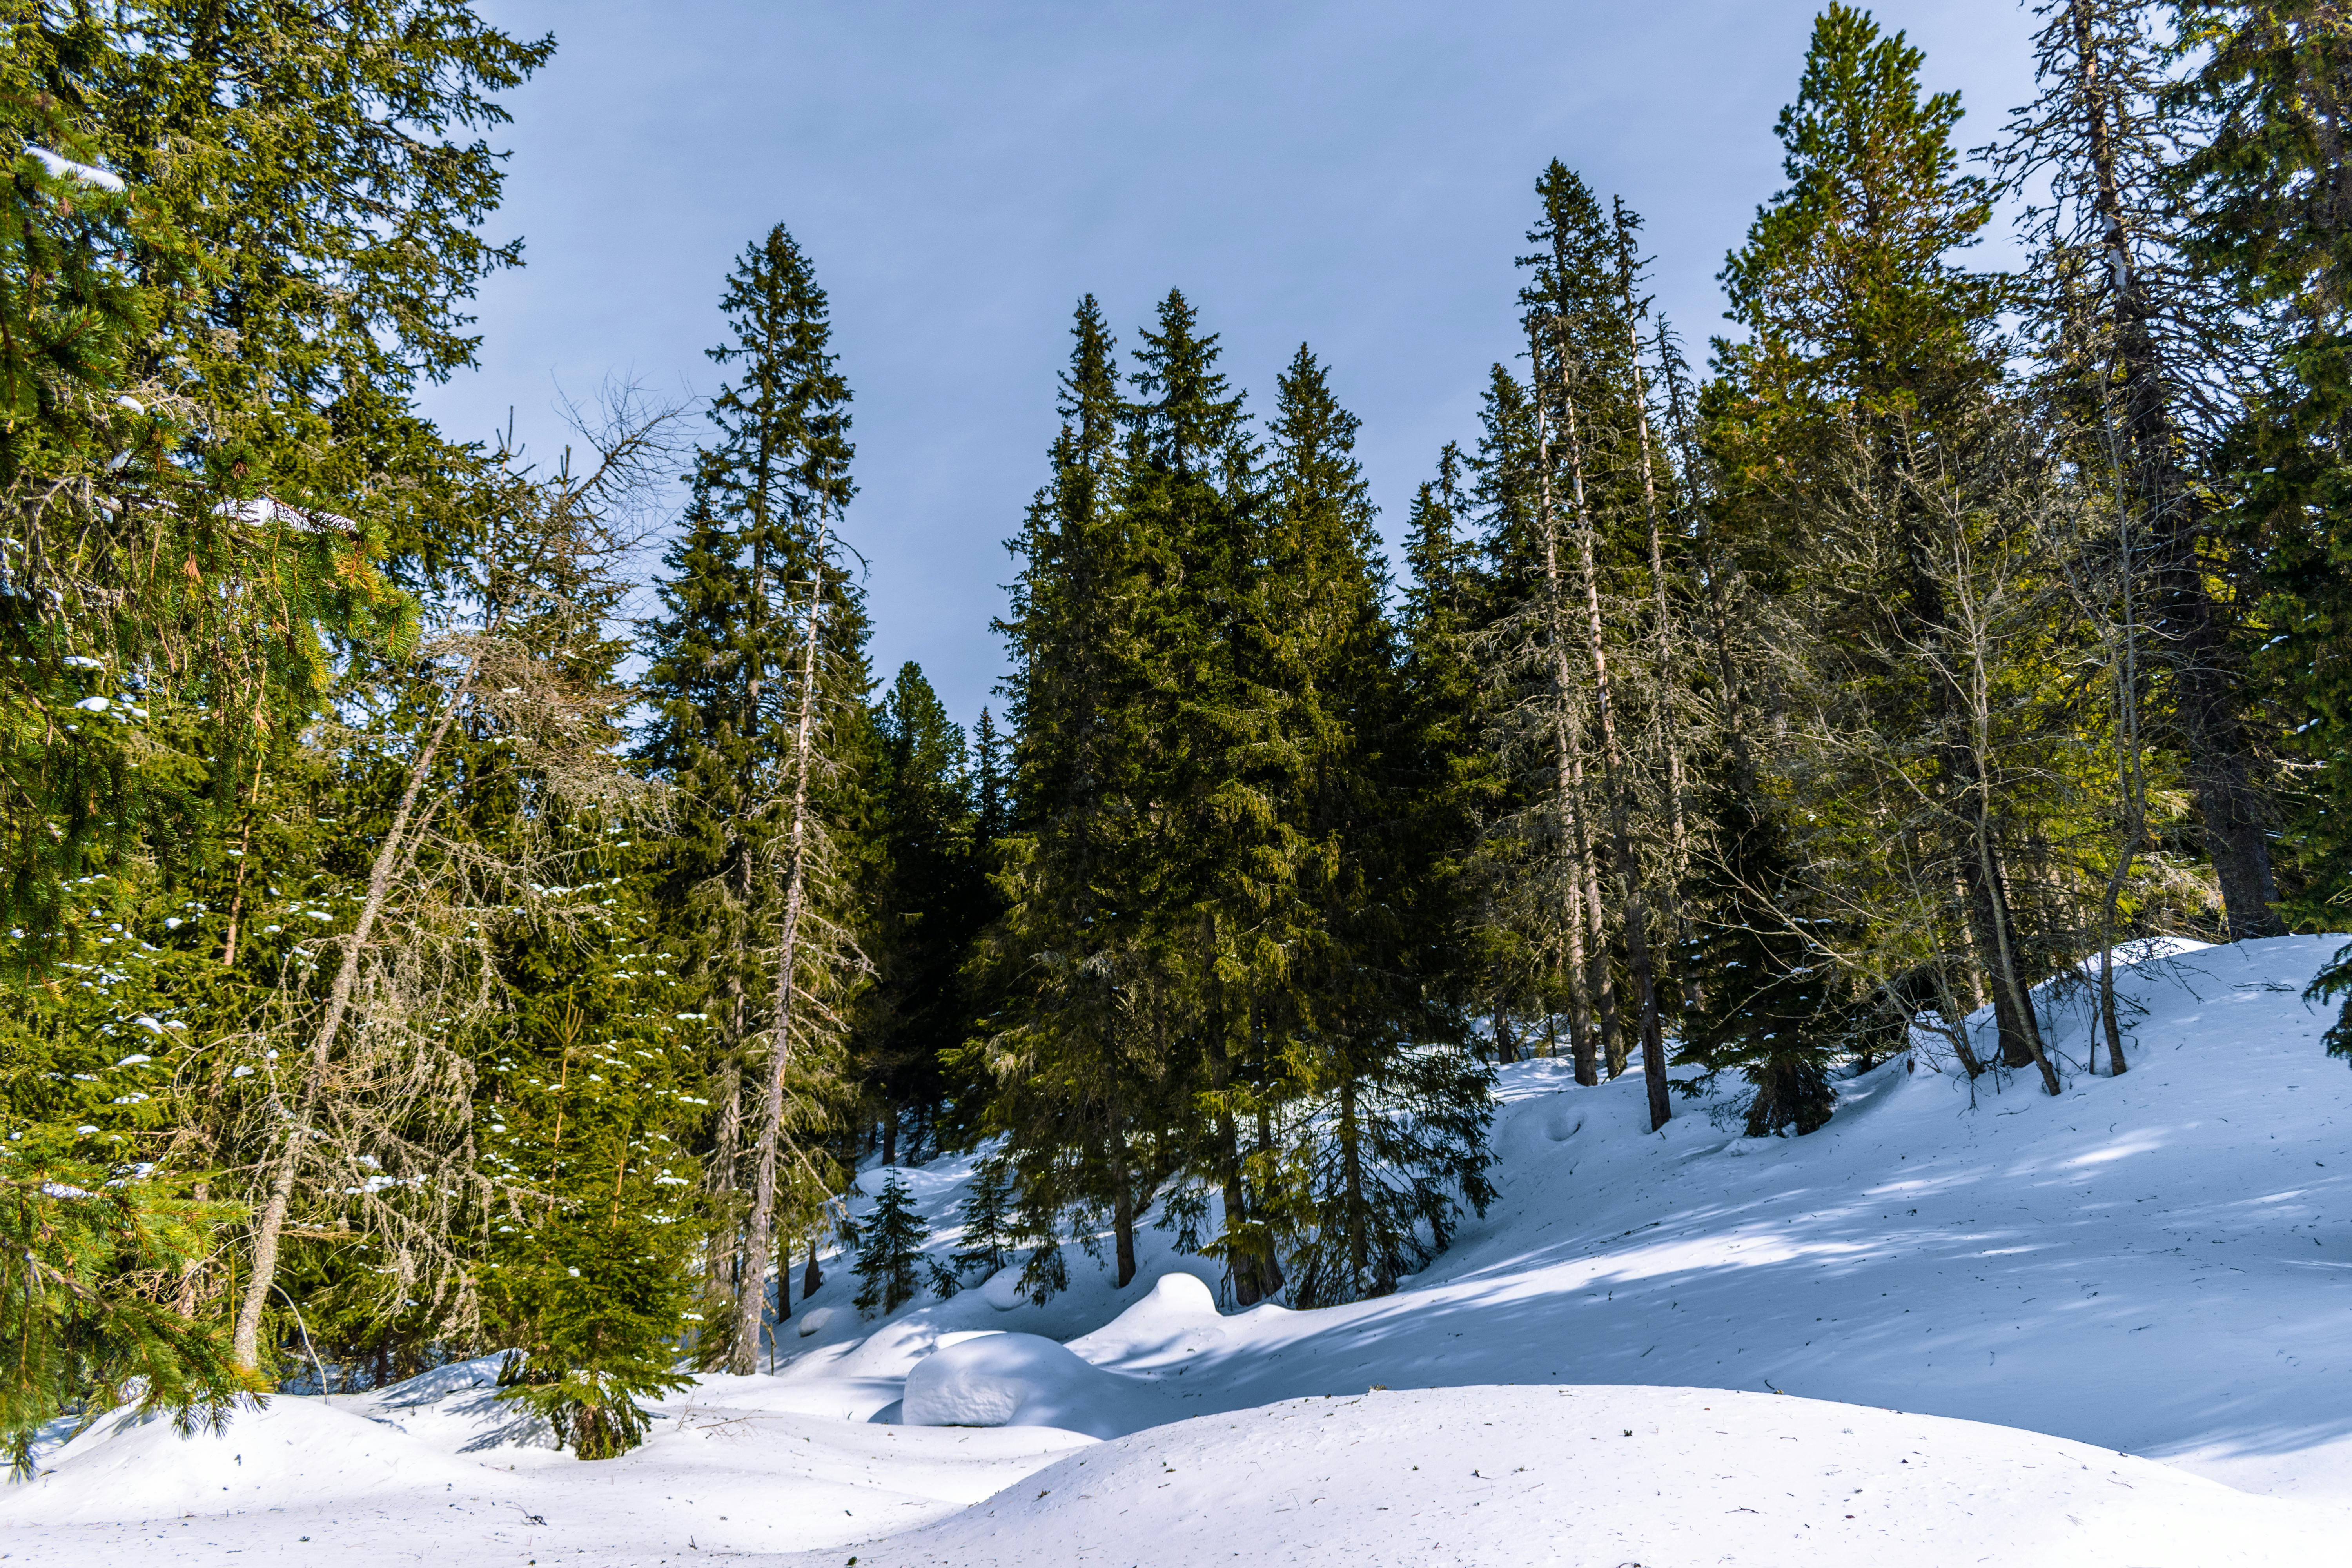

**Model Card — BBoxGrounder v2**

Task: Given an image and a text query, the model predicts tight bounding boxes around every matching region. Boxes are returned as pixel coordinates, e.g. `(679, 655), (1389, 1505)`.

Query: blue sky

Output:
(421, 1), (2040, 731)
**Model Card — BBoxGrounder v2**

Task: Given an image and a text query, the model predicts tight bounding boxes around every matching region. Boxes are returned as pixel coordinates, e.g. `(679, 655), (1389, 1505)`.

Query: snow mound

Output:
(1065, 1271), (1224, 1363)
(6, 1395), (506, 1524)
(784, 1384), (2346, 1567)
(901, 1331), (1182, 1438)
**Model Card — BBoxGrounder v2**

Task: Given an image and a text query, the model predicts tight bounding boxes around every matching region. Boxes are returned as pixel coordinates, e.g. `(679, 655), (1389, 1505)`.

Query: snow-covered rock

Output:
(979, 1263), (1025, 1310)
(901, 1330), (1183, 1437)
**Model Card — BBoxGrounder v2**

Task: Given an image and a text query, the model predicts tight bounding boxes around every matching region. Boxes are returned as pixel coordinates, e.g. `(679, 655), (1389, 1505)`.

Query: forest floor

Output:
(8, 934), (2352, 1566)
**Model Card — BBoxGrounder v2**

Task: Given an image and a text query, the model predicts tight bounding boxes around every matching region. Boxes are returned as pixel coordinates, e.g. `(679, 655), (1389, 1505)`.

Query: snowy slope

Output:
(777, 1385), (2345, 1568)
(977, 932), (2352, 1499)
(7, 933), (2351, 1567)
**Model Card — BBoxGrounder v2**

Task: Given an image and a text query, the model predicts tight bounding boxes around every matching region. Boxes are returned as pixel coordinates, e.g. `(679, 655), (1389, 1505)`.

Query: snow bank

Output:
(782, 1384), (2347, 1568)
(7, 1396), (503, 1525)
(902, 1329), (1183, 1437)
(1065, 1271), (1225, 1363)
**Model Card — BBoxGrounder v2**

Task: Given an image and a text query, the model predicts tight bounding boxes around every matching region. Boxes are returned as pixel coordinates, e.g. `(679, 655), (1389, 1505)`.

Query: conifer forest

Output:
(8, 5), (2352, 1545)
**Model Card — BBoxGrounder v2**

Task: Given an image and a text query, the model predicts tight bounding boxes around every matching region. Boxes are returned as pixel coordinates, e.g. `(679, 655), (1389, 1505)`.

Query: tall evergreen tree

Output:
(858, 661), (981, 1156)
(976, 296), (1173, 1294)
(1520, 161), (1675, 1131)
(1712, 4), (2065, 1093)
(2171, 1), (2352, 946)
(638, 223), (872, 1377)
(1257, 347), (1493, 1306)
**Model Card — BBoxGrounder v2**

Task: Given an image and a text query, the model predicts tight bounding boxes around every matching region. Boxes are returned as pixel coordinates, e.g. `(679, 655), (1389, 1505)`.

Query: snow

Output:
(779, 1385), (2345, 1568)
(214, 496), (358, 536)
(902, 1330), (1185, 1438)
(24, 146), (125, 192)
(9, 933), (2352, 1565)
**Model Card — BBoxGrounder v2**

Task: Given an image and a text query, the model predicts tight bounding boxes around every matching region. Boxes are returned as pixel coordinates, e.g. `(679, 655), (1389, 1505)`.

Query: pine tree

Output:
(226, 412), (672, 1375)
(1256, 346), (1494, 1307)
(851, 1173), (927, 1317)
(1464, 363), (1610, 1086)
(1657, 321), (1852, 1131)
(1995, 0), (2278, 1067)
(1520, 162), (1675, 1131)
(858, 662), (980, 1156)
(638, 223), (872, 1377)
(2169, 2), (2352, 951)
(976, 296), (1177, 1296)
(1123, 292), (1295, 1305)
(947, 1152), (1018, 1281)
(1712, 5), (2066, 1094)
(482, 865), (701, 1454)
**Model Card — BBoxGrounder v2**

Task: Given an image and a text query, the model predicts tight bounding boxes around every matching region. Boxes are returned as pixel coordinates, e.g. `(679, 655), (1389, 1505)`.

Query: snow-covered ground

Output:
(8, 933), (2352, 1566)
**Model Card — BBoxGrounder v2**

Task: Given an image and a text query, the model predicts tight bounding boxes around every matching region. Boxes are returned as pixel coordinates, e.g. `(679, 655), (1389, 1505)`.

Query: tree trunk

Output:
(2069, 0), (2275, 942)
(230, 654), (479, 1372)
(1340, 1073), (1368, 1298)
(1253, 1106), (1285, 1298)
(1528, 321), (1616, 1083)
(1550, 333), (1673, 1132)
(1109, 1069), (1137, 1289)
(1616, 212), (1697, 1016)
(1210, 1020), (1261, 1307)
(733, 565), (828, 1377)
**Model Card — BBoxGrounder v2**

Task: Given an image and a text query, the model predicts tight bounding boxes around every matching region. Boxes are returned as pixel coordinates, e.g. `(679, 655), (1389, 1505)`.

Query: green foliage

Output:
(946, 1152), (1017, 1282)
(850, 1173), (927, 1318)
(2171, 2), (2352, 932)
(479, 866), (702, 1455)
(1677, 780), (1846, 1136)
(0, 887), (255, 1470)
(857, 662), (985, 1144)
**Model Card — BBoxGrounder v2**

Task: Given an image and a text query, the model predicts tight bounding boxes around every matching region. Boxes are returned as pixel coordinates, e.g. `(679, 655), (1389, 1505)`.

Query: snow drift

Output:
(901, 1331), (1184, 1437)
(780, 1384), (2345, 1568)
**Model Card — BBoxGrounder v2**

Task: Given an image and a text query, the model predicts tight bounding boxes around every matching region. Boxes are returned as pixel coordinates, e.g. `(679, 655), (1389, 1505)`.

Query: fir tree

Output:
(1519, 162), (1675, 1130)
(483, 874), (701, 1454)
(976, 296), (1176, 1294)
(1712, 5), (2066, 1093)
(637, 223), (873, 1376)
(947, 1152), (1018, 1281)
(857, 662), (980, 1156)
(1256, 346), (1495, 1307)
(2170, 2), (2352, 950)
(851, 1174), (928, 1318)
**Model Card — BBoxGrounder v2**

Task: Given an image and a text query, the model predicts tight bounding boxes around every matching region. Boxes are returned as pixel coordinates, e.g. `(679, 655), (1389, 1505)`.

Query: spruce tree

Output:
(638, 223), (872, 1377)
(1123, 292), (1295, 1305)
(1464, 363), (1612, 1087)
(483, 869), (701, 1454)
(1256, 346), (1494, 1307)
(851, 1173), (928, 1318)
(947, 1152), (1018, 1281)
(1995, 0), (2274, 1065)
(857, 662), (980, 1156)
(976, 296), (1176, 1295)
(1657, 322), (1850, 1131)
(1519, 162), (1675, 1130)
(1713, 5), (2065, 1093)
(2170, 2), (2352, 949)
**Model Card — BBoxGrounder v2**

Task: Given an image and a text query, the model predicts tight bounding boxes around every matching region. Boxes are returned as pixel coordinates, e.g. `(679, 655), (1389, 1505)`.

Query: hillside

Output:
(8, 934), (2350, 1565)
